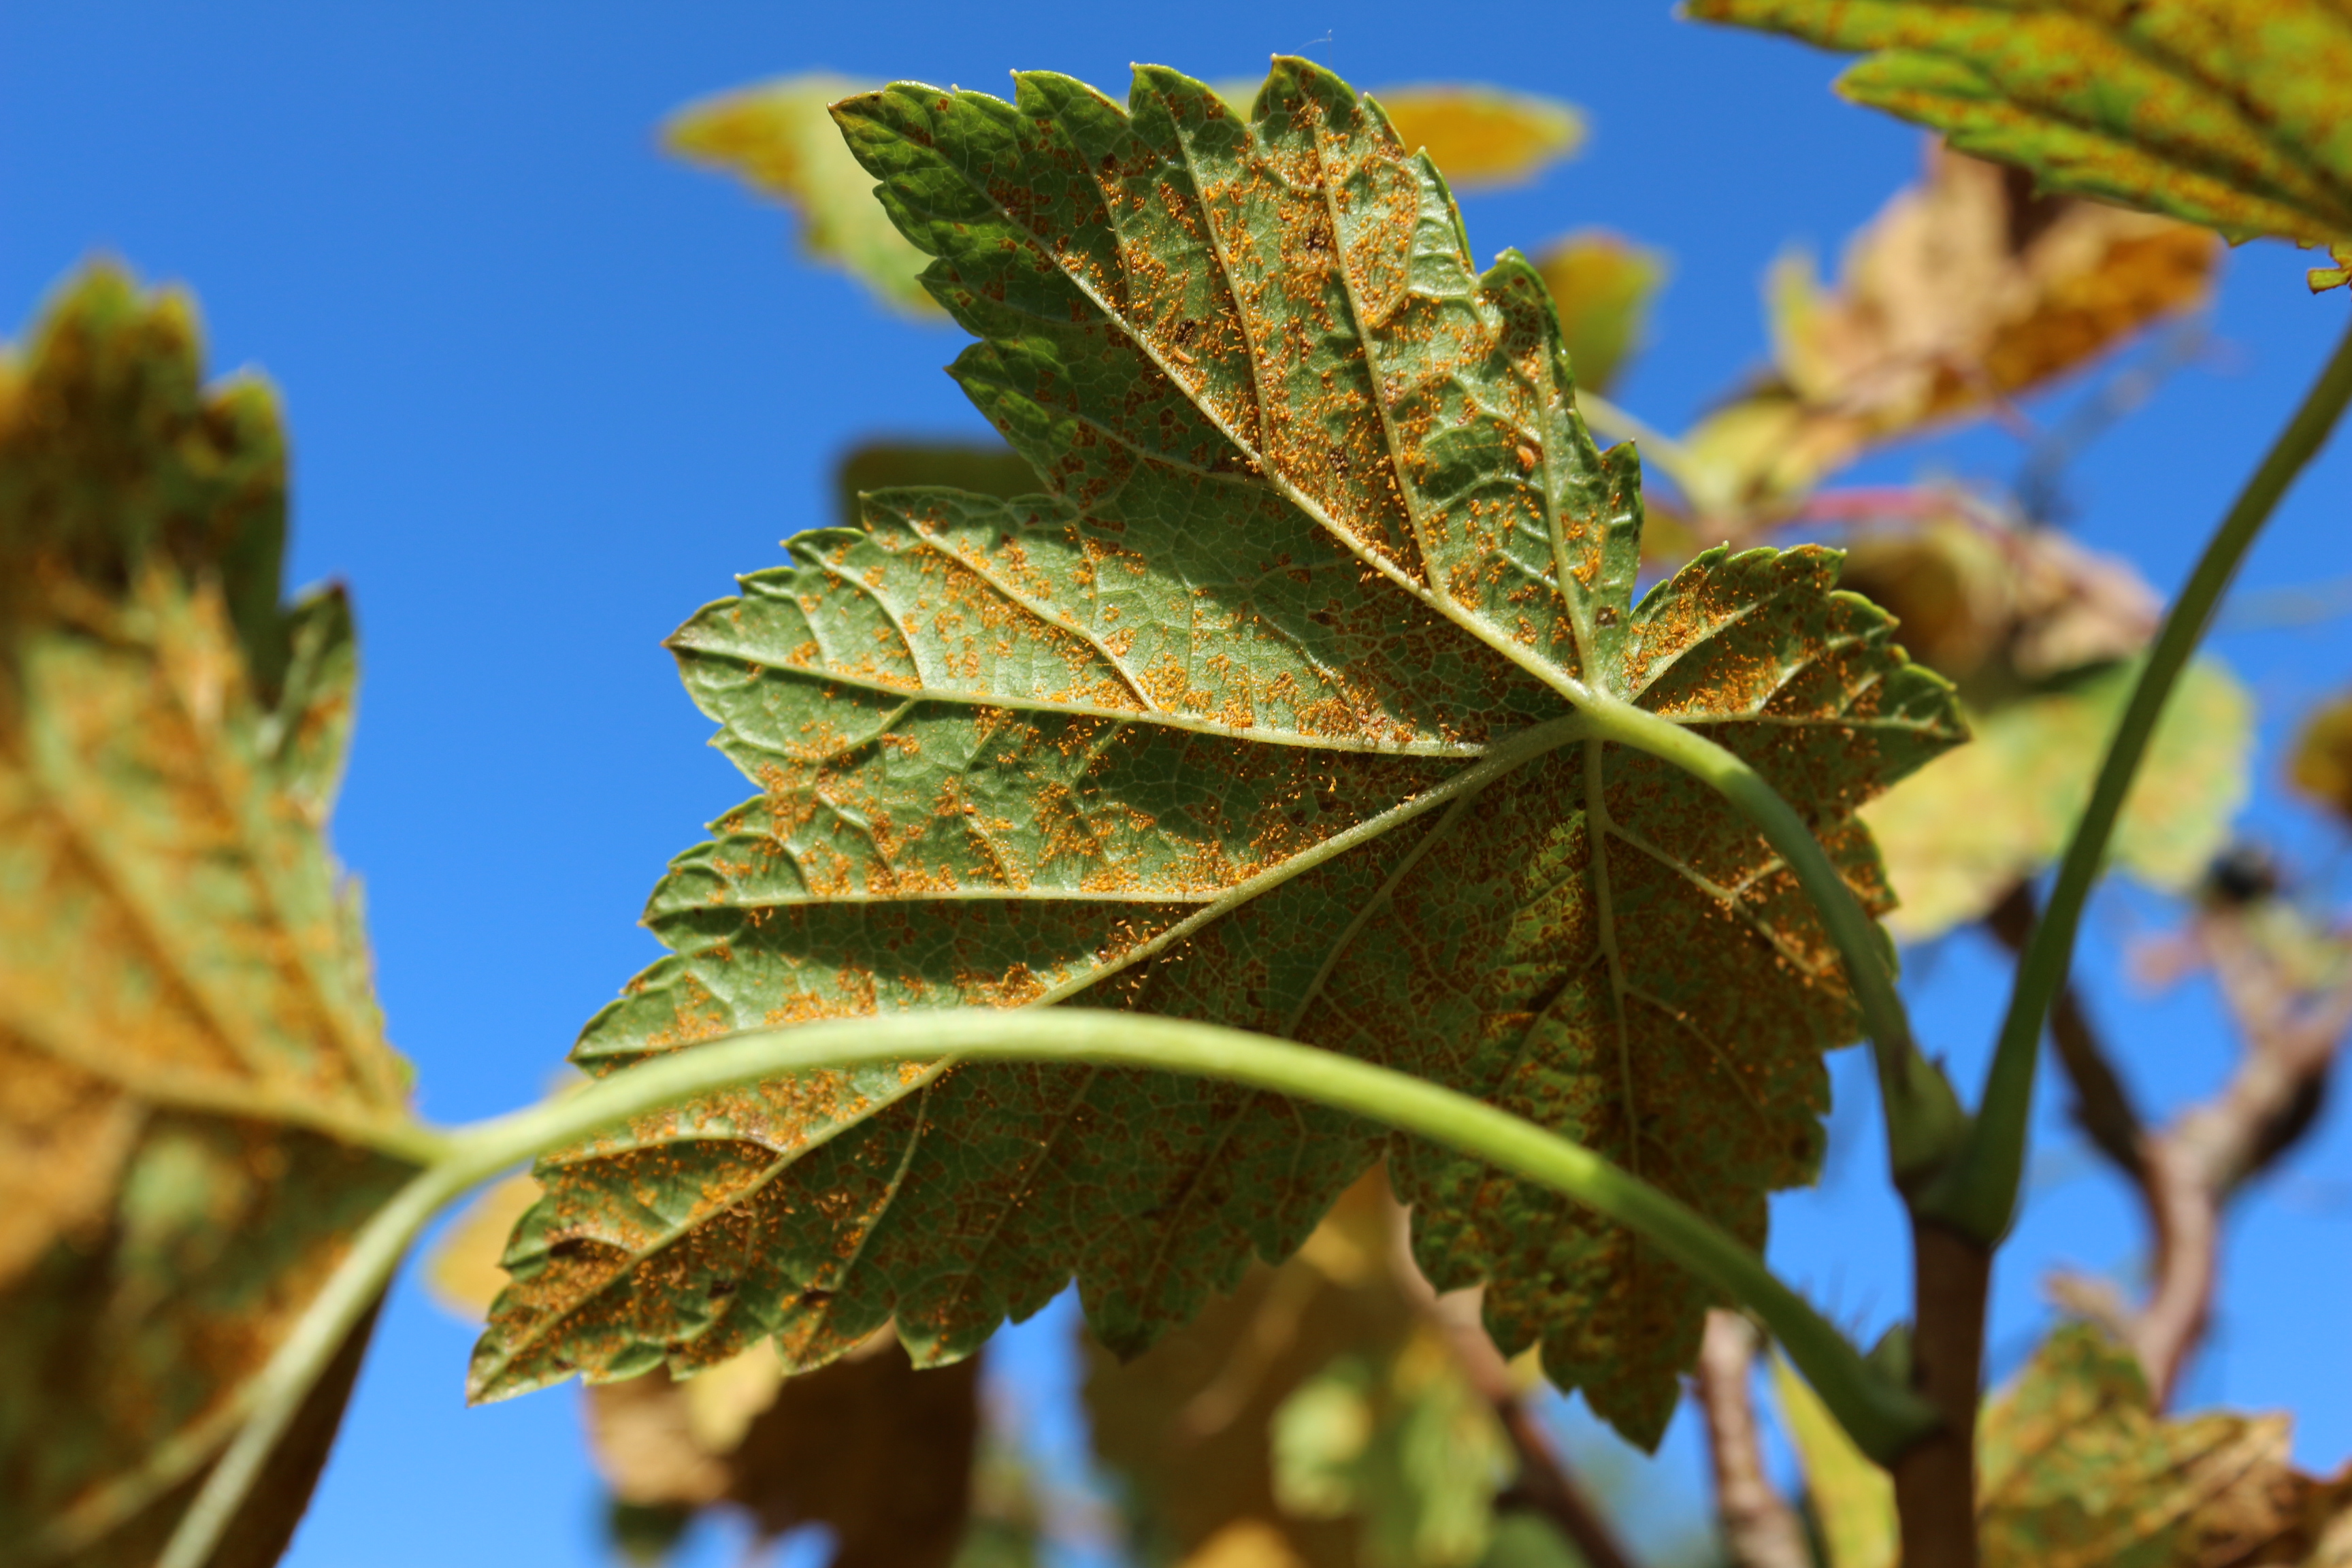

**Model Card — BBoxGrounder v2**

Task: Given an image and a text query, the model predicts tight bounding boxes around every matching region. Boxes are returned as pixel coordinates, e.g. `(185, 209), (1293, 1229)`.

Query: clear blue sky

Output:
(6, 3), (2349, 1563)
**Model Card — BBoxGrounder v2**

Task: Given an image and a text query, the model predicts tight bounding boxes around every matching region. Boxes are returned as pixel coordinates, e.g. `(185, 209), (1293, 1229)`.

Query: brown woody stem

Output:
(1695, 1311), (1810, 1568)
(1493, 1398), (1639, 1568)
(2131, 911), (2352, 1401)
(1895, 1225), (1991, 1568)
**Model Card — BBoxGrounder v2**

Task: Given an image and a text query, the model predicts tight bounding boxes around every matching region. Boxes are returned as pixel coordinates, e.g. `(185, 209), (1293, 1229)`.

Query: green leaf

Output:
(665, 74), (944, 318)
(1684, 0), (2352, 259)
(474, 57), (1960, 1448)
(1861, 655), (2251, 942)
(0, 267), (414, 1563)
(1533, 231), (1667, 397)
(1977, 1324), (2303, 1568)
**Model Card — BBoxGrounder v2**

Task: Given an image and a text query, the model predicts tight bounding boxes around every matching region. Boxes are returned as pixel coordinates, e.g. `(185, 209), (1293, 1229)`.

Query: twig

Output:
(1990, 881), (2352, 1404)
(2130, 907), (2352, 1401)
(1695, 1311), (1811, 1568)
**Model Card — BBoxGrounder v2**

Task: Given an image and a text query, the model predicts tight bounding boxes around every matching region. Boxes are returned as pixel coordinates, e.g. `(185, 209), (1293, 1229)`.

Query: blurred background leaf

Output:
(1371, 84), (1584, 189)
(0, 266), (417, 1568)
(1661, 144), (2215, 536)
(666, 74), (943, 318)
(1533, 232), (1667, 398)
(1684, 0), (2352, 289)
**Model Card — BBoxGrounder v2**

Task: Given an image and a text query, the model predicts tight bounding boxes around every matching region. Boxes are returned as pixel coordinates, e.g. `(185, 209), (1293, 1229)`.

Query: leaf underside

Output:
(1976, 1326), (2307, 1568)
(0, 269), (411, 1563)
(475, 59), (1961, 1447)
(1684, 0), (2352, 253)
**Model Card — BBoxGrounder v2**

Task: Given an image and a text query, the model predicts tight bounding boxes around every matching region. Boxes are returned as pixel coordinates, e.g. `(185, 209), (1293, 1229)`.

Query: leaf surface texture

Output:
(476, 59), (1962, 1446)
(1685, 0), (2352, 266)
(0, 269), (412, 1564)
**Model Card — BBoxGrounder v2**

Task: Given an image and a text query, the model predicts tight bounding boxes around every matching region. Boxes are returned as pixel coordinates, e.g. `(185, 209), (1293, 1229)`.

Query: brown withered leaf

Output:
(1978, 1325), (2303, 1568)
(1833, 506), (2161, 693)
(587, 1339), (979, 1568)
(0, 267), (415, 1565)
(1774, 1322), (2352, 1568)
(1676, 142), (2217, 529)
(474, 56), (1961, 1449)
(429, 1175), (983, 1568)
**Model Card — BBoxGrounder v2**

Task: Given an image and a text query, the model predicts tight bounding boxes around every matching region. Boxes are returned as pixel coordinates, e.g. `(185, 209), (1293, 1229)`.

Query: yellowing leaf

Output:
(475, 57), (1961, 1449)
(1086, 1174), (1499, 1568)
(1769, 1354), (1896, 1568)
(1271, 1333), (1510, 1568)
(1533, 231), (1667, 397)
(1978, 1325), (2303, 1568)
(1183, 1521), (1313, 1568)
(1685, 0), (2352, 262)
(1372, 85), (1584, 189)
(1679, 143), (2216, 525)
(0, 267), (415, 1563)
(1863, 656), (2251, 942)
(2289, 693), (2352, 826)
(665, 74), (943, 318)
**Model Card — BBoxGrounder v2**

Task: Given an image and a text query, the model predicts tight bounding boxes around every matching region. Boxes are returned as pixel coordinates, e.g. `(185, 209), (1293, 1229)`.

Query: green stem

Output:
(1573, 691), (1965, 1180)
(463, 1014), (1931, 1451)
(157, 1158), (474, 1568)
(161, 1014), (1935, 1567)
(1932, 307), (2352, 1244)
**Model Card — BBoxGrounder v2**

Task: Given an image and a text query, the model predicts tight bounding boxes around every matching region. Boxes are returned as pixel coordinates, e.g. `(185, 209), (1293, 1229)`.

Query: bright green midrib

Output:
(1937, 307), (2352, 1243)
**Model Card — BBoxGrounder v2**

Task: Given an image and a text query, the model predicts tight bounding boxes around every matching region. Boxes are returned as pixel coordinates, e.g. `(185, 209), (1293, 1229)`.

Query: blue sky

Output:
(6, 3), (2350, 1564)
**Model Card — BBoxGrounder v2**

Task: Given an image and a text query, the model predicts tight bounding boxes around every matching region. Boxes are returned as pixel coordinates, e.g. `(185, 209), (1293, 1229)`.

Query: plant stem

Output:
(160, 1013), (1936, 1567)
(1931, 306), (2352, 1243)
(1893, 1225), (1990, 1568)
(157, 1158), (478, 1568)
(1572, 692), (1965, 1181)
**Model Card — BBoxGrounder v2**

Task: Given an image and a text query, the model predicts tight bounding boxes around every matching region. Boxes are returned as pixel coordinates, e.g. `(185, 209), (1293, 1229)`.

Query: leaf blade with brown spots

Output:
(474, 59), (1963, 1448)
(1683, 0), (2352, 276)
(0, 267), (415, 1565)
